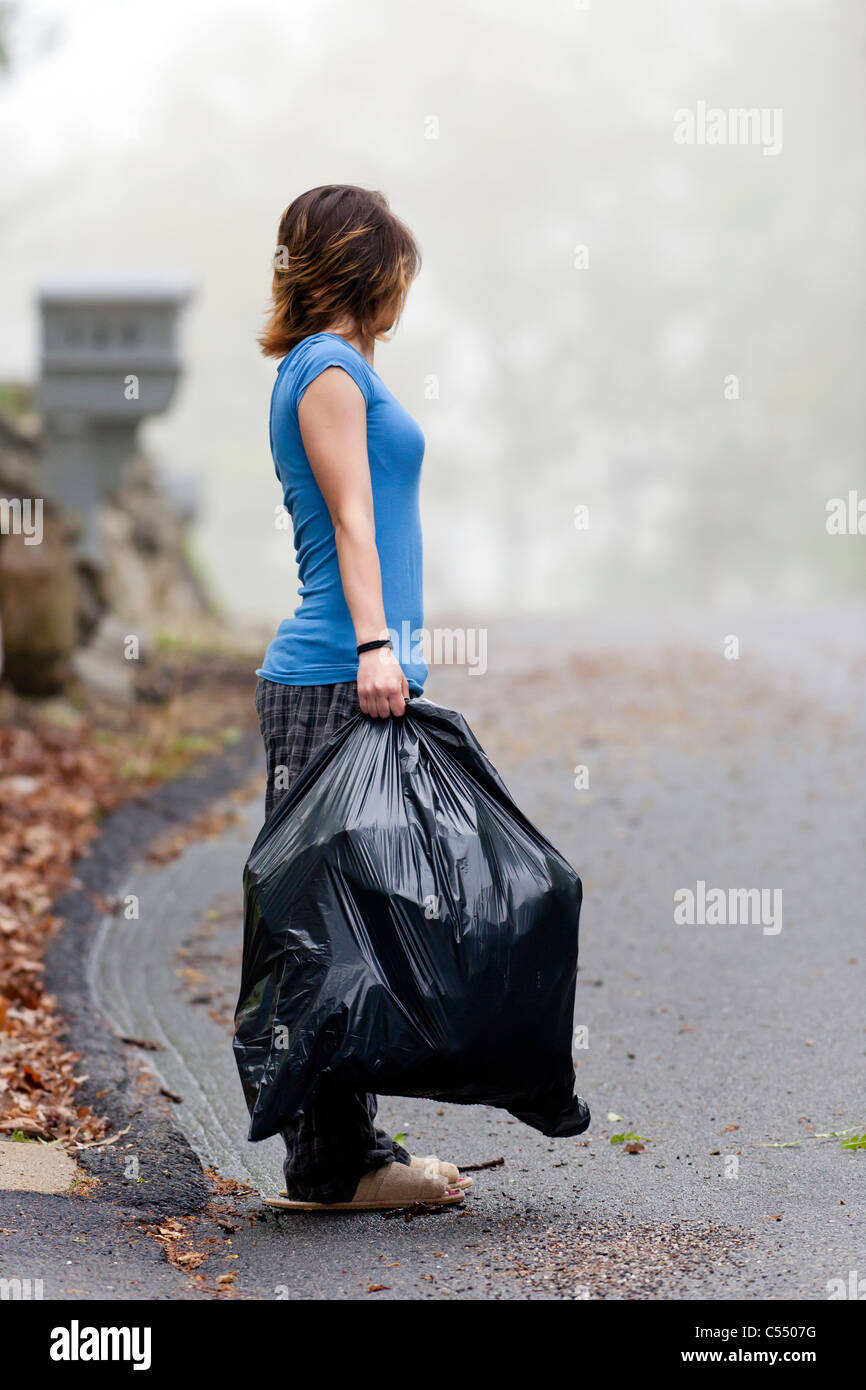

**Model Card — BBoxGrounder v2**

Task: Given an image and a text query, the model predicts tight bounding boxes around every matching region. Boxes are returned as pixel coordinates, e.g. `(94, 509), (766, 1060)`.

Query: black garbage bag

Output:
(233, 698), (590, 1142)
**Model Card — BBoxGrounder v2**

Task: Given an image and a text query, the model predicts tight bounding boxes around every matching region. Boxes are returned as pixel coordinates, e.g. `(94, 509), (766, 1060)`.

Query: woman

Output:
(254, 185), (468, 1211)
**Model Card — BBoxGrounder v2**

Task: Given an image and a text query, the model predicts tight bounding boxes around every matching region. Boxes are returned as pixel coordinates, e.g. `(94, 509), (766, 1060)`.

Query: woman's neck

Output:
(324, 320), (375, 367)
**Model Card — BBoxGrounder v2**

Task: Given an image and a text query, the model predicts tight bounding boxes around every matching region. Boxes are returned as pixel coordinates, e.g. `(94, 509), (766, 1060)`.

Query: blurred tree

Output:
(0, 3), (13, 72)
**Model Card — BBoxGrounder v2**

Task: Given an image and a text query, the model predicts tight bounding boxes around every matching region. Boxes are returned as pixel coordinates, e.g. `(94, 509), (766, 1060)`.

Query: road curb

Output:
(44, 728), (262, 1218)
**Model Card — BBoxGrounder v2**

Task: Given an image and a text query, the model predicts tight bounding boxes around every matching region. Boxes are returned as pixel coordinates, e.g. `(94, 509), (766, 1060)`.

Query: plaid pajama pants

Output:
(254, 675), (411, 1203)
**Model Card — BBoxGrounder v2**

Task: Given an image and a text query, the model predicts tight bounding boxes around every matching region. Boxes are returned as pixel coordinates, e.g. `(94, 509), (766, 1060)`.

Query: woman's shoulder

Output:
(280, 333), (376, 408)
(284, 332), (370, 371)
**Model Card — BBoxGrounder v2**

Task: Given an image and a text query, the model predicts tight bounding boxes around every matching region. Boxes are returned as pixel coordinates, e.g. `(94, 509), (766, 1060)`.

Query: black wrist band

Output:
(356, 638), (392, 655)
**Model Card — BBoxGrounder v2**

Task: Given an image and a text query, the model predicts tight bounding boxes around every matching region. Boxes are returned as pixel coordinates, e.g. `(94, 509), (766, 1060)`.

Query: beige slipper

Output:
(410, 1154), (473, 1188)
(266, 1159), (466, 1212)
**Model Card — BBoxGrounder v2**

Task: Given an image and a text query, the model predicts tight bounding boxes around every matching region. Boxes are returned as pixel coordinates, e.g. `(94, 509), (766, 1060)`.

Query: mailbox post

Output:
(38, 274), (191, 564)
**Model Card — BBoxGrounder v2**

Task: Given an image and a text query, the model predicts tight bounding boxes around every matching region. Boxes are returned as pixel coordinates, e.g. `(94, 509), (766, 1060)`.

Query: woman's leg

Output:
(280, 1081), (410, 1204)
(254, 677), (410, 1201)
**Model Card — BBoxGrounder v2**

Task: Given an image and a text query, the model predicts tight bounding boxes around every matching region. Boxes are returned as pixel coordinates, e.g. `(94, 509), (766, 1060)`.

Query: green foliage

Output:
(0, 380), (33, 419)
(170, 734), (212, 755)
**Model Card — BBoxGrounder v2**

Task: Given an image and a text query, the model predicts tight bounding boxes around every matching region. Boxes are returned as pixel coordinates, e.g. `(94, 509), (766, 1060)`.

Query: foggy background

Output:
(1, 0), (864, 631)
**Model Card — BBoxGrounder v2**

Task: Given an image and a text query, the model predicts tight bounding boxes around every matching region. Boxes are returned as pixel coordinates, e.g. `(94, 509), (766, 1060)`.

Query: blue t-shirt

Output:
(257, 332), (428, 693)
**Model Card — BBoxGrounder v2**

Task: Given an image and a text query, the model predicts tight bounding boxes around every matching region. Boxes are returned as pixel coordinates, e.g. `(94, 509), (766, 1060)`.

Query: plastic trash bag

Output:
(234, 698), (590, 1142)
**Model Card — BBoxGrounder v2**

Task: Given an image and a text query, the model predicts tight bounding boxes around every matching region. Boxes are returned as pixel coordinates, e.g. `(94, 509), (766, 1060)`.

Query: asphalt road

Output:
(62, 612), (866, 1297)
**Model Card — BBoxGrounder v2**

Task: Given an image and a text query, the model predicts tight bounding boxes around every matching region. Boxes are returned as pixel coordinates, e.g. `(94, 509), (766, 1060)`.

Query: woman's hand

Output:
(357, 646), (410, 718)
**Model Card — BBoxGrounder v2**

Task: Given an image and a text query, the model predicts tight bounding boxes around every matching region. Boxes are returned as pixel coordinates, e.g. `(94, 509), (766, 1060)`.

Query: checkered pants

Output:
(254, 676), (411, 1202)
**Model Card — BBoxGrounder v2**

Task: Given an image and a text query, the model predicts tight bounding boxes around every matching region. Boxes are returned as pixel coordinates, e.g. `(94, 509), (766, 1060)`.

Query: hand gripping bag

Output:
(233, 698), (590, 1141)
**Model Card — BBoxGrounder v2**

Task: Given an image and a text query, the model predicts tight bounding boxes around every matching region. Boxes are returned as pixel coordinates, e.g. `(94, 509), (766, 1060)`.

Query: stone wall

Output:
(0, 412), (212, 697)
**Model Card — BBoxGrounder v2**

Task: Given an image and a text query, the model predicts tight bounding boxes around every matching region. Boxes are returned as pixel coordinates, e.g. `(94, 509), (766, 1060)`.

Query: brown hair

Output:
(258, 185), (421, 359)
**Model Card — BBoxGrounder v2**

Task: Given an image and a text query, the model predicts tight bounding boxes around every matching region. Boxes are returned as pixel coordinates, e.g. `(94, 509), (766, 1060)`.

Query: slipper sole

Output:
(263, 1191), (466, 1212)
(276, 1175), (473, 1196)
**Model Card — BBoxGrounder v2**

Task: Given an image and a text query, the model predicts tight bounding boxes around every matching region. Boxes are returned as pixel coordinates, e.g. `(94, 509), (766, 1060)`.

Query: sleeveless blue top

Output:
(257, 333), (428, 693)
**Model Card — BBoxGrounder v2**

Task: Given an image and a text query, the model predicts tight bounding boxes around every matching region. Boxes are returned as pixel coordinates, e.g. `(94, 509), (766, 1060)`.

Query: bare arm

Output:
(297, 366), (409, 718)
